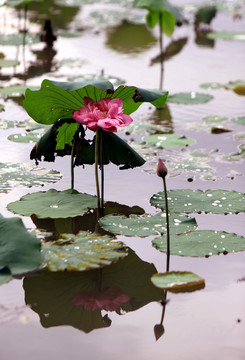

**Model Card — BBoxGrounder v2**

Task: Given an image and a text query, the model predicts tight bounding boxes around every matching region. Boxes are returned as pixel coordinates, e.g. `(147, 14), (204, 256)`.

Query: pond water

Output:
(0, 1), (245, 359)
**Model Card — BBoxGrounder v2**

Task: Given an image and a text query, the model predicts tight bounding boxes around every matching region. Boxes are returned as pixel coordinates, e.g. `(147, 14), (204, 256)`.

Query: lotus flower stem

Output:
(70, 138), (76, 190)
(163, 177), (170, 272)
(159, 12), (164, 90)
(95, 130), (101, 218)
(99, 130), (104, 216)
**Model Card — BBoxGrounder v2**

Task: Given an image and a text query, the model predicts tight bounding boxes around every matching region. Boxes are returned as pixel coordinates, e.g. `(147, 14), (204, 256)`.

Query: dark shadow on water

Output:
(23, 248), (164, 333)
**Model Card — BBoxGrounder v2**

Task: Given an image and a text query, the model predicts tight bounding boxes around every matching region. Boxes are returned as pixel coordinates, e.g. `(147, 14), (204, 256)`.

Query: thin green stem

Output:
(100, 130), (104, 216)
(95, 130), (101, 218)
(159, 13), (164, 90)
(70, 136), (76, 190)
(163, 177), (170, 272)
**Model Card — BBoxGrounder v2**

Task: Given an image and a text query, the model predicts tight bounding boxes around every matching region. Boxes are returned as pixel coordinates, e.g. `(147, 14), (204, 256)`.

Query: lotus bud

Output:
(157, 159), (168, 179)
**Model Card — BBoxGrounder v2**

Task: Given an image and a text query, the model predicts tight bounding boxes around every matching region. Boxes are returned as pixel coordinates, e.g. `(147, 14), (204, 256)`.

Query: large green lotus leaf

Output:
(7, 132), (43, 143)
(100, 213), (197, 237)
(0, 33), (40, 46)
(167, 92), (213, 104)
(150, 189), (245, 214)
(231, 116), (245, 125)
(0, 59), (19, 68)
(152, 230), (245, 257)
(151, 271), (205, 293)
(24, 248), (163, 332)
(207, 32), (245, 41)
(0, 163), (62, 193)
(144, 133), (195, 147)
(134, 0), (182, 22)
(7, 189), (98, 218)
(0, 215), (41, 279)
(68, 74), (125, 87)
(41, 232), (127, 271)
(23, 79), (168, 125)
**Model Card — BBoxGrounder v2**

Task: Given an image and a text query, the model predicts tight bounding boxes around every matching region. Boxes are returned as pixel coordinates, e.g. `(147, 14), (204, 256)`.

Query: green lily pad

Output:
(0, 120), (15, 129)
(0, 33), (40, 46)
(59, 31), (82, 38)
(200, 82), (223, 90)
(144, 134), (195, 147)
(202, 115), (227, 123)
(207, 32), (245, 41)
(0, 59), (19, 68)
(99, 213), (197, 237)
(7, 189), (98, 218)
(167, 92), (213, 104)
(0, 163), (62, 193)
(231, 116), (245, 125)
(150, 189), (245, 214)
(7, 132), (43, 143)
(41, 232), (127, 271)
(67, 74), (125, 87)
(0, 214), (41, 284)
(0, 85), (37, 97)
(152, 230), (245, 257)
(151, 271), (205, 292)
(0, 103), (4, 112)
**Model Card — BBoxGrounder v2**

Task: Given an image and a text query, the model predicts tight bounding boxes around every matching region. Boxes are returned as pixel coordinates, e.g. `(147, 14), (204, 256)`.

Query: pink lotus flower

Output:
(157, 158), (168, 179)
(72, 286), (130, 312)
(72, 97), (133, 133)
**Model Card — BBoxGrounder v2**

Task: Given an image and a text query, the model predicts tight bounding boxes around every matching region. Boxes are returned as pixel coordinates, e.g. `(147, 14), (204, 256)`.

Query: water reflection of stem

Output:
(163, 177), (170, 272)
(95, 130), (101, 218)
(159, 13), (164, 90)
(99, 130), (104, 217)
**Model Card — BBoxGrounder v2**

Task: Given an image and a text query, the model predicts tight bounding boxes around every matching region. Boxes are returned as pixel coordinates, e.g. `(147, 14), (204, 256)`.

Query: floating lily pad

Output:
(152, 230), (245, 257)
(0, 120), (15, 129)
(0, 163), (62, 193)
(0, 59), (19, 68)
(0, 214), (41, 284)
(0, 103), (4, 112)
(202, 115), (227, 123)
(7, 132), (43, 143)
(7, 189), (98, 218)
(100, 213), (197, 237)
(235, 132), (245, 140)
(0, 33), (40, 46)
(67, 74), (125, 87)
(231, 116), (245, 125)
(207, 32), (245, 41)
(150, 189), (245, 214)
(41, 232), (127, 271)
(0, 84), (37, 97)
(200, 82), (223, 90)
(144, 134), (195, 147)
(167, 92), (213, 104)
(59, 31), (82, 38)
(151, 271), (205, 292)
(225, 80), (245, 95)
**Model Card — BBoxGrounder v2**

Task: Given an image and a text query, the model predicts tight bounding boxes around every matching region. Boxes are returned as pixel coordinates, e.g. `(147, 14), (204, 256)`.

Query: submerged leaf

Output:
(41, 232), (127, 271)
(151, 271), (205, 292)
(152, 230), (245, 257)
(7, 189), (98, 219)
(150, 189), (245, 214)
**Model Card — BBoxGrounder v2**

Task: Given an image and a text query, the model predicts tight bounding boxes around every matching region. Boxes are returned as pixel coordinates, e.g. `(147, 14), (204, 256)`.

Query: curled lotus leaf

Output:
(99, 213), (197, 237)
(7, 189), (98, 219)
(152, 230), (245, 257)
(150, 189), (245, 214)
(41, 231), (127, 271)
(0, 163), (62, 193)
(151, 271), (205, 293)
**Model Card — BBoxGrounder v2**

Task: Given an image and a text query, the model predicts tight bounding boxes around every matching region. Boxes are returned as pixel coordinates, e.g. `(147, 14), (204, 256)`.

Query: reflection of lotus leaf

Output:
(153, 230), (245, 257)
(41, 231), (127, 271)
(151, 189), (245, 214)
(24, 249), (163, 333)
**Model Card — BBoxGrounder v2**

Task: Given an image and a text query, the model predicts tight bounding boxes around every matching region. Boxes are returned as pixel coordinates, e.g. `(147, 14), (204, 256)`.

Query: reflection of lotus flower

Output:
(73, 97), (133, 133)
(72, 287), (130, 311)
